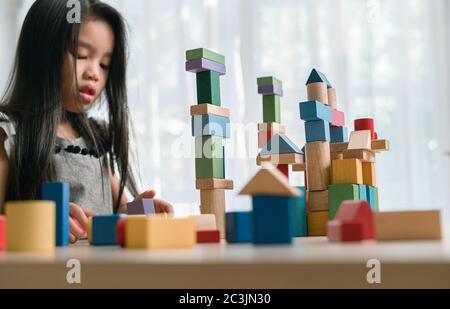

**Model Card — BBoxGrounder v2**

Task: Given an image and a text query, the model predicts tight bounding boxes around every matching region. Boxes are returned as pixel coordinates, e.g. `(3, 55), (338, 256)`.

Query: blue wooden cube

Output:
(42, 182), (70, 247)
(330, 126), (349, 143)
(305, 120), (330, 142)
(366, 186), (376, 211)
(359, 185), (368, 202)
(226, 212), (253, 243)
(252, 196), (295, 245)
(192, 114), (230, 138)
(293, 187), (307, 237)
(299, 101), (332, 123)
(92, 215), (126, 246)
(127, 199), (156, 215)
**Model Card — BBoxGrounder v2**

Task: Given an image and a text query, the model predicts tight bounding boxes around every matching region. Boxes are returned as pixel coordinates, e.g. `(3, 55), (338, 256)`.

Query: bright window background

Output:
(1, 0), (449, 220)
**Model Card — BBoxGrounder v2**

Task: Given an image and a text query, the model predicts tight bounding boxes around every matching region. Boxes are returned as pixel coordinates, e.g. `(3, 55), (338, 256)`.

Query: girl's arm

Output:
(0, 130), (10, 214)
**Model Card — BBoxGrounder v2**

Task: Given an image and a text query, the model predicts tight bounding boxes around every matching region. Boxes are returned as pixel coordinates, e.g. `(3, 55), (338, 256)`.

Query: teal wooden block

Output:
(259, 134), (302, 156)
(186, 48), (225, 65)
(263, 95), (281, 123)
(359, 185), (368, 201)
(367, 186), (376, 211)
(305, 120), (330, 142)
(330, 126), (349, 143)
(192, 114), (230, 138)
(92, 215), (127, 246)
(196, 71), (221, 105)
(306, 68), (332, 88)
(293, 187), (307, 237)
(226, 212), (253, 243)
(328, 184), (359, 220)
(299, 101), (332, 122)
(42, 182), (70, 247)
(195, 136), (223, 159)
(374, 187), (379, 211)
(257, 76), (283, 88)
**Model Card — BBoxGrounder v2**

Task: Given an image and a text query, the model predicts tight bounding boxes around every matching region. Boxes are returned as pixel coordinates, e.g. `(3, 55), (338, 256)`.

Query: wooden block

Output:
(374, 187), (379, 211)
(330, 152), (343, 161)
(327, 88), (337, 109)
(331, 109), (345, 127)
(299, 101), (332, 122)
(374, 210), (441, 241)
(263, 95), (281, 123)
(258, 130), (275, 149)
(343, 149), (375, 163)
(0, 216), (6, 251)
(305, 142), (331, 191)
(366, 186), (376, 211)
(258, 123), (285, 133)
(307, 211), (329, 236)
(239, 163), (300, 196)
(6, 201), (55, 252)
(192, 114), (230, 138)
(258, 85), (283, 96)
(253, 196), (295, 244)
(306, 69), (332, 88)
(293, 187), (307, 237)
(195, 136), (223, 159)
(362, 162), (376, 186)
(186, 48), (225, 65)
(257, 76), (283, 88)
(190, 104), (229, 117)
(358, 184), (368, 202)
(330, 142), (348, 153)
(371, 139), (390, 152)
(257, 153), (304, 166)
(354, 118), (375, 140)
(196, 71), (221, 105)
(348, 130), (371, 150)
(195, 157), (224, 179)
(200, 189), (225, 238)
(196, 178), (233, 190)
(330, 126), (348, 143)
(307, 82), (328, 105)
(92, 215), (126, 246)
(260, 134), (303, 156)
(127, 199), (155, 215)
(88, 216), (93, 244)
(116, 218), (127, 247)
(42, 182), (70, 247)
(327, 200), (374, 242)
(309, 190), (329, 212)
(190, 214), (217, 231)
(331, 159), (363, 185)
(185, 58), (226, 75)
(225, 212), (253, 243)
(292, 163), (306, 172)
(305, 120), (330, 142)
(328, 184), (360, 220)
(197, 230), (221, 243)
(126, 215), (196, 249)
(277, 164), (289, 178)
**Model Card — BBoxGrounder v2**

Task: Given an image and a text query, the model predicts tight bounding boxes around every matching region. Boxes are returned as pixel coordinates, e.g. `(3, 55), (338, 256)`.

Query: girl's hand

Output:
(134, 190), (174, 215)
(69, 203), (96, 244)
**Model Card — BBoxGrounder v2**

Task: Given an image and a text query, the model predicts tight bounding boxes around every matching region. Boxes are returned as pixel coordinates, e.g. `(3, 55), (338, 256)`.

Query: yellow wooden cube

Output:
(126, 215), (196, 249)
(362, 162), (376, 186)
(307, 211), (329, 236)
(331, 159), (363, 185)
(6, 201), (55, 252)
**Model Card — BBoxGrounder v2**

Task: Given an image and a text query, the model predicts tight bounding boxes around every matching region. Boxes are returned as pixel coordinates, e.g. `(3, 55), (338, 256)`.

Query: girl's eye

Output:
(76, 55), (88, 60)
(101, 64), (110, 70)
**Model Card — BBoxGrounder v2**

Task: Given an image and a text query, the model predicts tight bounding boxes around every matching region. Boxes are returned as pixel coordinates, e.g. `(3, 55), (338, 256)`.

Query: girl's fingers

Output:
(135, 190), (156, 201)
(69, 217), (86, 240)
(69, 203), (89, 231)
(82, 207), (96, 217)
(154, 199), (174, 215)
(69, 233), (77, 244)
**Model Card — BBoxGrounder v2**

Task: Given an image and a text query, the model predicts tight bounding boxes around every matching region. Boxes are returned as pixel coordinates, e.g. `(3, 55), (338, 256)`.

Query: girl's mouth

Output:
(79, 86), (96, 104)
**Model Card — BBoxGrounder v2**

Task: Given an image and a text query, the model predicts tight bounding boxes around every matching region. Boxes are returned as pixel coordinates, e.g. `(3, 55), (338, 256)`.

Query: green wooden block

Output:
(196, 71), (221, 105)
(263, 95), (281, 123)
(195, 157), (224, 179)
(257, 76), (283, 88)
(328, 184), (359, 220)
(186, 48), (225, 65)
(195, 136), (223, 159)
(374, 187), (379, 212)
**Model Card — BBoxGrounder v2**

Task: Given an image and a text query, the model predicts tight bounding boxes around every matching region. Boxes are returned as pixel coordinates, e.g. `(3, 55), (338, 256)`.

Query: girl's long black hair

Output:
(0, 0), (138, 213)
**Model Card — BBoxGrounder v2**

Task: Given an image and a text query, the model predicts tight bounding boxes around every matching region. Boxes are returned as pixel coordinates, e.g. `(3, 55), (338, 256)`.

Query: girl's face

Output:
(62, 19), (115, 113)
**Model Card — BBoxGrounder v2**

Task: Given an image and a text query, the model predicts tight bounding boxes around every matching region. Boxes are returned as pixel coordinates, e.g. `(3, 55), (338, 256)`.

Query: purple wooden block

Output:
(258, 85), (284, 97)
(127, 199), (156, 215)
(185, 58), (226, 75)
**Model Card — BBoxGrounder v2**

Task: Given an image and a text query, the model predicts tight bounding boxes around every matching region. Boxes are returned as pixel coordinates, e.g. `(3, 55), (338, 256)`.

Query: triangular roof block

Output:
(306, 68), (332, 88)
(239, 163), (301, 197)
(259, 134), (303, 156)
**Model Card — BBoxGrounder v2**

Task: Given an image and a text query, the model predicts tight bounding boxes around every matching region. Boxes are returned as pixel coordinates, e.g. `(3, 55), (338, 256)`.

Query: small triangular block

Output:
(259, 134), (303, 156)
(239, 163), (300, 196)
(306, 68), (332, 88)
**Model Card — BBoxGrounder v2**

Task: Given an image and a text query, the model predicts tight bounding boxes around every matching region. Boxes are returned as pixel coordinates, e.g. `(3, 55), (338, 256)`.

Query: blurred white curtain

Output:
(1, 0), (450, 219)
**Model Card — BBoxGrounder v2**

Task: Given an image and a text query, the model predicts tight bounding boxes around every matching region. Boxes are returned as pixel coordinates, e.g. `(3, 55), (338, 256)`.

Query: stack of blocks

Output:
(186, 48), (234, 238)
(299, 69), (336, 236)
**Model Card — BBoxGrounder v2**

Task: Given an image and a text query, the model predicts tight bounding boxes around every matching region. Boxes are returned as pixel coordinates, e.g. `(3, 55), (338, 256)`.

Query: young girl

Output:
(0, 0), (173, 243)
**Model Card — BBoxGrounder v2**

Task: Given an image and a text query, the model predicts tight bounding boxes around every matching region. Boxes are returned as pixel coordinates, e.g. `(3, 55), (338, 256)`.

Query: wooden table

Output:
(1, 228), (450, 289)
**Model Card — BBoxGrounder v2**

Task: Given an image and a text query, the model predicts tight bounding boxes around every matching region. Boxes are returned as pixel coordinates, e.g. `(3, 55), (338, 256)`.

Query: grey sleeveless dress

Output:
(1, 114), (113, 215)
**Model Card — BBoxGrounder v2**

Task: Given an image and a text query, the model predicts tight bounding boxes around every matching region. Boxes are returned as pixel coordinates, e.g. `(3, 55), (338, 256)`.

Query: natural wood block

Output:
(328, 88), (337, 109)
(309, 190), (329, 212)
(6, 201), (55, 252)
(371, 139), (390, 152)
(307, 211), (329, 236)
(257, 153), (304, 166)
(126, 215), (196, 249)
(330, 142), (348, 153)
(343, 149), (375, 163)
(292, 163), (306, 172)
(258, 123), (285, 133)
(331, 152), (343, 161)
(348, 130), (371, 150)
(306, 142), (331, 191)
(331, 159), (363, 185)
(200, 189), (226, 238)
(196, 178), (233, 190)
(307, 82), (328, 105)
(190, 214), (217, 231)
(190, 104), (229, 117)
(362, 162), (376, 186)
(374, 210), (441, 241)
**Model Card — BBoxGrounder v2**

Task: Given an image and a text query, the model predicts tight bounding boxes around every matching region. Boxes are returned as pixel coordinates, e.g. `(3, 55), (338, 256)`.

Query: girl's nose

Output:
(84, 69), (99, 82)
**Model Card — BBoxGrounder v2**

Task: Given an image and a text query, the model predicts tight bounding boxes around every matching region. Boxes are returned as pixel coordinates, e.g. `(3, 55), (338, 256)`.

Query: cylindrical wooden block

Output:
(307, 82), (328, 105)
(354, 118), (375, 140)
(327, 88), (337, 109)
(6, 201), (55, 252)
(200, 189), (225, 238)
(309, 190), (329, 212)
(306, 141), (331, 191)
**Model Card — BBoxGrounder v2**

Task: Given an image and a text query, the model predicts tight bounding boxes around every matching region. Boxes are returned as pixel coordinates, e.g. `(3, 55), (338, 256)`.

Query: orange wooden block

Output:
(307, 211), (329, 236)
(196, 179), (234, 190)
(331, 159), (363, 185)
(362, 162), (376, 186)
(190, 104), (230, 117)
